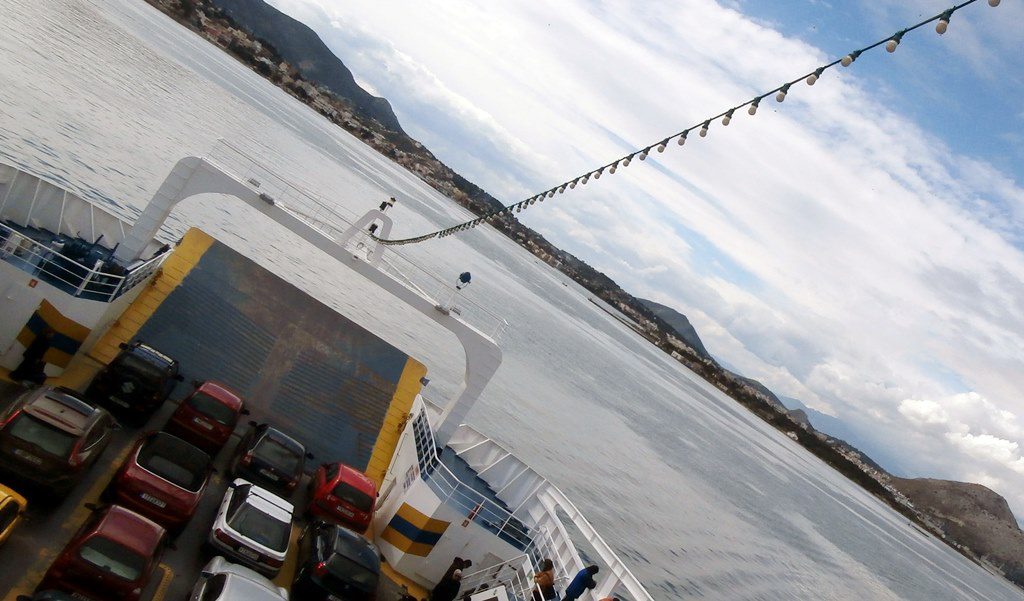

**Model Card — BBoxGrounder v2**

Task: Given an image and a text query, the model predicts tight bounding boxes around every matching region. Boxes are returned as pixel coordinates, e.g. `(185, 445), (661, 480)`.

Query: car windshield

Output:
(332, 481), (374, 513)
(327, 553), (379, 591)
(254, 436), (300, 474)
(186, 392), (238, 426)
(137, 434), (209, 491)
(228, 503), (290, 552)
(77, 535), (146, 581)
(6, 413), (77, 458)
(114, 354), (166, 385)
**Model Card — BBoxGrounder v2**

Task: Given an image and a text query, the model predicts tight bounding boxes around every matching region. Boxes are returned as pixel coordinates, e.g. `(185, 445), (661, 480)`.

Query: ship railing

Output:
(410, 409), (532, 547)
(460, 553), (572, 601)
(205, 140), (509, 341)
(0, 221), (169, 302)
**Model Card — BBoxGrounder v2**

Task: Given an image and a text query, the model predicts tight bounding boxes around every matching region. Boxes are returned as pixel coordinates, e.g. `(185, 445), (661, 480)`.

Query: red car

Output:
(307, 462), (378, 533)
(37, 504), (166, 601)
(164, 381), (248, 455)
(107, 432), (212, 533)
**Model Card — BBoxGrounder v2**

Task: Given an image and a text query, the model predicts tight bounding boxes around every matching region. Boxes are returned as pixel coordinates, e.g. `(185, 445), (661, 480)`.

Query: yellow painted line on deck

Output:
(381, 560), (430, 600)
(273, 523), (303, 589)
(2, 442), (135, 601)
(55, 228), (215, 391)
(151, 564), (174, 601)
(365, 356), (427, 487)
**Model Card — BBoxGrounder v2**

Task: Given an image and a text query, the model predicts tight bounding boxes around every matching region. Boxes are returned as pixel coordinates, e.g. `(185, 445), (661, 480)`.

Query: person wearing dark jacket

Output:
(562, 565), (599, 601)
(10, 328), (53, 384)
(431, 568), (462, 601)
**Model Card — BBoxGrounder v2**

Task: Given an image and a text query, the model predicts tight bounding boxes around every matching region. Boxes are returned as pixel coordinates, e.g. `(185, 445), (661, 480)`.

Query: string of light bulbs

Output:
(372, 0), (1001, 247)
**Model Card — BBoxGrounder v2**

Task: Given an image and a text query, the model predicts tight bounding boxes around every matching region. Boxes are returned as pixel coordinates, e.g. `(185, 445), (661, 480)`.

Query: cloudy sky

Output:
(265, 0), (1024, 513)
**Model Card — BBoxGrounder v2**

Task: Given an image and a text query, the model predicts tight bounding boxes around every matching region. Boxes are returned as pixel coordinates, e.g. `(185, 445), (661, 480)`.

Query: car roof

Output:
(259, 426), (302, 450)
(92, 505), (165, 556)
(233, 479), (294, 520)
(334, 463), (377, 494)
(24, 388), (101, 434)
(222, 573), (286, 600)
(128, 342), (176, 368)
(196, 381), (244, 409)
(330, 524), (380, 571)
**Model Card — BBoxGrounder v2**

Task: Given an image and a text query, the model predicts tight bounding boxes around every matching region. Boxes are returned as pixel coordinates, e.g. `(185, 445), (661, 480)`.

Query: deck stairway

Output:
(447, 424), (653, 601)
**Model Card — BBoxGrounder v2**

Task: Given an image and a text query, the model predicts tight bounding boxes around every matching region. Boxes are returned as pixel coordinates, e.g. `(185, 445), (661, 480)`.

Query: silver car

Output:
(189, 556), (289, 600)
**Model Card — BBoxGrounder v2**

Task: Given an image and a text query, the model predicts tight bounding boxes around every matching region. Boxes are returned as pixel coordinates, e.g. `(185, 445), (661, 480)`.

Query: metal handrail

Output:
(0, 221), (168, 302)
(413, 409), (532, 545)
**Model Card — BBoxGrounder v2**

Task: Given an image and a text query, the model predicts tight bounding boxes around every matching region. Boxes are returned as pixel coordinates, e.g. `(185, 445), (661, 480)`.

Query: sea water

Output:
(1, 1), (1021, 599)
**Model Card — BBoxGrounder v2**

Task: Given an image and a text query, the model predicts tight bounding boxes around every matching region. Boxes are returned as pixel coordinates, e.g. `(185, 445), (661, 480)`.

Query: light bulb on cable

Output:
(989, 0), (1000, 6)
(581, 175), (589, 185)
(609, 162), (617, 174)
(776, 84), (790, 103)
(806, 67), (824, 86)
(569, 181), (577, 190)
(639, 149), (649, 161)
(886, 31), (904, 53)
(936, 10), (953, 34)
(677, 131), (688, 145)
(722, 110), (734, 126)
(841, 50), (861, 67)
(748, 100), (760, 116)
(699, 121), (710, 138)
(623, 156), (632, 167)
(657, 141), (667, 153)
(594, 169), (602, 179)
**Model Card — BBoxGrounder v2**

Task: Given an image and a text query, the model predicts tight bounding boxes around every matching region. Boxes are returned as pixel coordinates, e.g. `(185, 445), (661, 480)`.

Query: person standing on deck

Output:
(10, 328), (54, 385)
(533, 558), (557, 601)
(431, 569), (462, 601)
(561, 565), (599, 601)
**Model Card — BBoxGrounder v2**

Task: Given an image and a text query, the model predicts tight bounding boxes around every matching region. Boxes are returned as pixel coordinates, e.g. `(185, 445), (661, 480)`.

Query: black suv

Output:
(229, 422), (311, 495)
(0, 387), (117, 494)
(86, 341), (182, 424)
(293, 520), (381, 601)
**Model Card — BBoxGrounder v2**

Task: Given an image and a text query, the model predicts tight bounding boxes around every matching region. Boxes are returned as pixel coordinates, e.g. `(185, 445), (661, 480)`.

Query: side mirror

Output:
(305, 452), (315, 460)
(240, 408), (251, 416)
(192, 379), (202, 388)
(200, 571), (214, 578)
(118, 342), (129, 350)
(174, 374), (185, 382)
(227, 481), (238, 489)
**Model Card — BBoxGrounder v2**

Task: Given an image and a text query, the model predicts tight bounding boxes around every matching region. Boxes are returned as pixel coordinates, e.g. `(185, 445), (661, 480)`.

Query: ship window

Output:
(411, 411), (437, 475)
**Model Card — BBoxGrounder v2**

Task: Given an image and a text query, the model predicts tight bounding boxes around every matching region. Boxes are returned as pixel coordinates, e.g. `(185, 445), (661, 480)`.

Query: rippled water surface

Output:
(1, 1), (1022, 599)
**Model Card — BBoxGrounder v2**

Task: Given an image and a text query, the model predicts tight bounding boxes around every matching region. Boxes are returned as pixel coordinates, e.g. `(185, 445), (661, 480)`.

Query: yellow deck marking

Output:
(2, 442), (134, 601)
(272, 523), (303, 589)
(151, 564), (174, 601)
(365, 357), (427, 487)
(381, 560), (430, 599)
(55, 228), (215, 391)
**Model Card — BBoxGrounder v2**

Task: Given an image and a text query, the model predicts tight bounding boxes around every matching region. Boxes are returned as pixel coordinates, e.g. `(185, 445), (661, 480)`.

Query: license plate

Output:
(337, 506), (354, 517)
(258, 468), (279, 481)
(71, 593), (96, 601)
(193, 416), (214, 430)
(13, 449), (42, 465)
(141, 493), (166, 508)
(109, 396), (129, 408)
(236, 546), (259, 560)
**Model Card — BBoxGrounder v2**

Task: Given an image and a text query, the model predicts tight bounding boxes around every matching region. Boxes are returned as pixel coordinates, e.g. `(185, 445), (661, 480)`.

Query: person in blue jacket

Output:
(562, 565), (599, 601)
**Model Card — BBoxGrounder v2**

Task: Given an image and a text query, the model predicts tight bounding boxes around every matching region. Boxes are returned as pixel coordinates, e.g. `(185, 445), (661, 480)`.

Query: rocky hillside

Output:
(208, 0), (404, 132)
(638, 299), (712, 360)
(893, 477), (1024, 583)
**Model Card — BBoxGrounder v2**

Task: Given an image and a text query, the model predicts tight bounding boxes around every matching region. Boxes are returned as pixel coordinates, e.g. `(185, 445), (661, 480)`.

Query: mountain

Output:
(208, 0), (404, 133)
(638, 299), (712, 360)
(893, 478), (1024, 583)
(779, 395), (907, 473)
